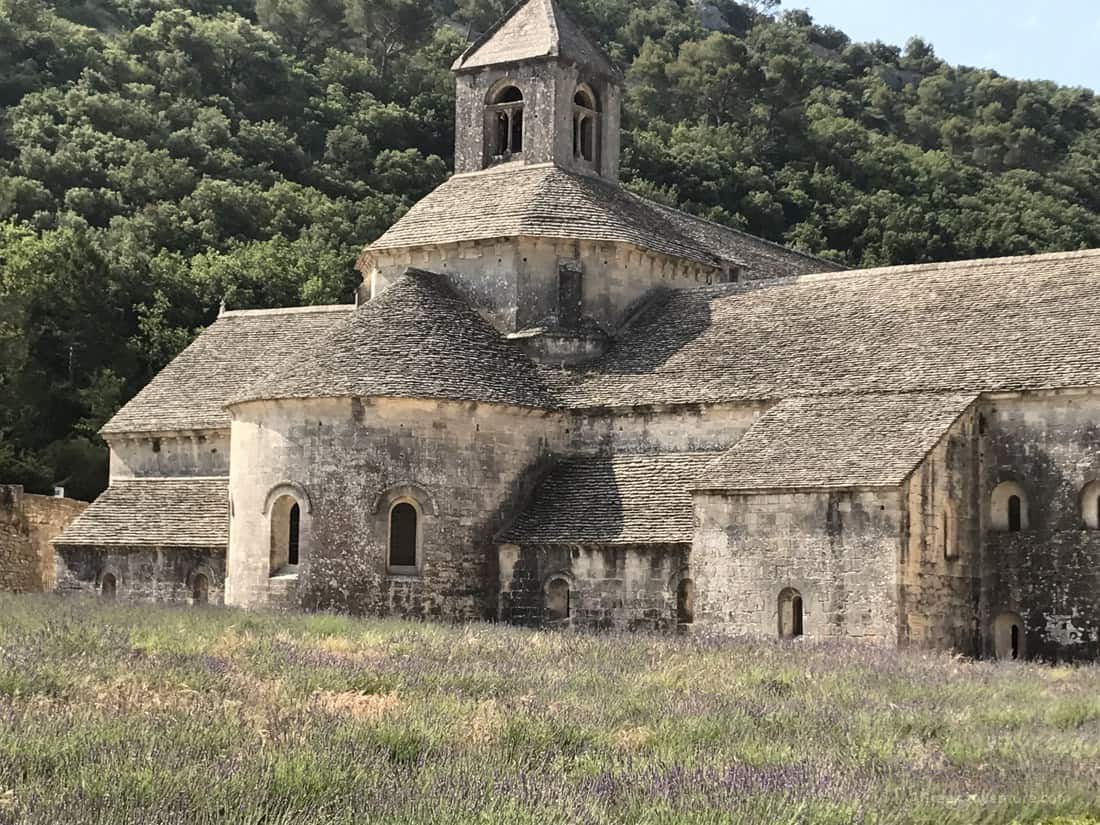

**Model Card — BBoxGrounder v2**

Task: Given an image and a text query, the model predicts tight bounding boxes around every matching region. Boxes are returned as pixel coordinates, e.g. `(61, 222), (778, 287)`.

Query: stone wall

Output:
(691, 489), (902, 642)
(566, 402), (768, 456)
(108, 430), (230, 479)
(226, 397), (567, 619)
(54, 545), (225, 606)
(978, 391), (1100, 660)
(498, 542), (690, 631)
(366, 236), (722, 335)
(898, 409), (982, 654)
(0, 486), (87, 593)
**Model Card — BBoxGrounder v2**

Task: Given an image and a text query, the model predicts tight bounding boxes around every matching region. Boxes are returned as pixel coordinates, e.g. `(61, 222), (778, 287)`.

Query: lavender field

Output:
(0, 596), (1096, 824)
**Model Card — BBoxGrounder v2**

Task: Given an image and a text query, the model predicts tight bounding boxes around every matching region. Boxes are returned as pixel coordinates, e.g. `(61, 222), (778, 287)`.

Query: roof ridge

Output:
(694, 392), (980, 493)
(451, 0), (614, 75)
(780, 390), (981, 402)
(793, 247), (1100, 285)
(637, 192), (844, 271)
(568, 450), (725, 462)
(111, 476), (230, 483)
(449, 162), (557, 181)
(452, 0), (532, 70)
(544, 0), (562, 56)
(220, 305), (354, 318)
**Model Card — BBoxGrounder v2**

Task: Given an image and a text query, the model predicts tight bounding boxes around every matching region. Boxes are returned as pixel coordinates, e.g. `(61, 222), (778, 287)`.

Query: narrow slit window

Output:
(510, 108), (523, 153)
(288, 503), (301, 566)
(495, 111), (510, 155)
(992, 482), (1027, 532)
(1008, 495), (1022, 532)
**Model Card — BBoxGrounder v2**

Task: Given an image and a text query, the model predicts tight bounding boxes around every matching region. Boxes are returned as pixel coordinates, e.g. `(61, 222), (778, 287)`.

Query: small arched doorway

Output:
(993, 611), (1025, 660)
(192, 573), (209, 606)
(387, 501), (420, 573)
(101, 573), (117, 600)
(779, 588), (804, 639)
(546, 577), (570, 623)
(676, 579), (695, 625)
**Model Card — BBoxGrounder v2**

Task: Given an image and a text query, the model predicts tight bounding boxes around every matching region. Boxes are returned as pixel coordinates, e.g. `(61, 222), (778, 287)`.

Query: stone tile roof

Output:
(648, 201), (843, 279)
(102, 306), (353, 435)
(500, 452), (721, 545)
(54, 478), (228, 548)
(561, 249), (1100, 408)
(235, 269), (552, 409)
(367, 166), (717, 267)
(700, 394), (977, 492)
(452, 0), (615, 77)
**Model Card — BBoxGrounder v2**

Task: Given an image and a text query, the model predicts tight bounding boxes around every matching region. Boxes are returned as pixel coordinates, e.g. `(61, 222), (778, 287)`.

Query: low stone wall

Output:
(691, 489), (902, 642)
(498, 543), (691, 631)
(54, 545), (225, 606)
(0, 485), (87, 593)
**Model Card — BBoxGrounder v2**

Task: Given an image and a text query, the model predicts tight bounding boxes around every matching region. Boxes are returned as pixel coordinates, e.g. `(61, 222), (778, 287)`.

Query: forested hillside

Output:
(3, 0), (1100, 499)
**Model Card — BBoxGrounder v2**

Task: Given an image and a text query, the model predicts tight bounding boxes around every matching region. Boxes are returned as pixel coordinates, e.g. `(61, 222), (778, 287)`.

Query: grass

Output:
(0, 596), (1096, 824)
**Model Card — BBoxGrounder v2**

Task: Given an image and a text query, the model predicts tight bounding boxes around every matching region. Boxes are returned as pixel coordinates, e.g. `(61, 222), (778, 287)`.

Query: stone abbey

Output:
(55, 0), (1100, 661)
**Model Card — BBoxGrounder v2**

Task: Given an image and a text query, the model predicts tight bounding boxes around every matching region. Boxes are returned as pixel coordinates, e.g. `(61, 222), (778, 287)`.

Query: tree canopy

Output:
(3, 0), (1100, 499)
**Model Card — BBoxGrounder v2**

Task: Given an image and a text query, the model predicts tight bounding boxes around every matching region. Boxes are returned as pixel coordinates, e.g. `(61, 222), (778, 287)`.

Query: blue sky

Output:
(789, 0), (1100, 90)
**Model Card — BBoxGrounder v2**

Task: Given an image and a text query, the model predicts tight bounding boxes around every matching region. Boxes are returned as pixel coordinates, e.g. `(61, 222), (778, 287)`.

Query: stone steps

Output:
(267, 568), (299, 612)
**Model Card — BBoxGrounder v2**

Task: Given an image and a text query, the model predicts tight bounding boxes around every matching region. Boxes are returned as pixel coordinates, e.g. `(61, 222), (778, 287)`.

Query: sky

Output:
(788, 0), (1100, 91)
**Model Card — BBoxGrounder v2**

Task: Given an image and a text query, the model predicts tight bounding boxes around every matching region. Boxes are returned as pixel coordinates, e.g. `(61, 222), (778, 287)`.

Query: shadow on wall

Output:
(586, 288), (715, 376)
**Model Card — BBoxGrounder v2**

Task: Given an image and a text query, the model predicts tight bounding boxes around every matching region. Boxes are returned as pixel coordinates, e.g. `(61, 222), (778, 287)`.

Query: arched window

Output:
(488, 85), (524, 158)
(192, 573), (209, 606)
(388, 502), (419, 572)
(270, 494), (302, 575)
(676, 579), (695, 624)
(572, 85), (599, 164)
(1079, 481), (1100, 530)
(546, 577), (570, 622)
(991, 482), (1029, 532)
(993, 611), (1025, 660)
(101, 573), (117, 600)
(778, 588), (803, 639)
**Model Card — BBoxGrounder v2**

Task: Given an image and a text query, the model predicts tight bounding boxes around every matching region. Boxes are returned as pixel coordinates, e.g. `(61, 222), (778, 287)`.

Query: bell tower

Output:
(451, 0), (622, 182)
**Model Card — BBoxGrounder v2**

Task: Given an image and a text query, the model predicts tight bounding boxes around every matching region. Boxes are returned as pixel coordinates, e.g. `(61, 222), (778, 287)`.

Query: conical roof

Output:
(233, 270), (552, 409)
(452, 0), (616, 77)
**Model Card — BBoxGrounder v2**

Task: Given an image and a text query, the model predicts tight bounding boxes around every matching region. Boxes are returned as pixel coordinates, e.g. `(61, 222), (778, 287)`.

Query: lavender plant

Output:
(0, 595), (1095, 825)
